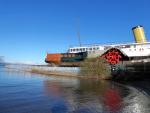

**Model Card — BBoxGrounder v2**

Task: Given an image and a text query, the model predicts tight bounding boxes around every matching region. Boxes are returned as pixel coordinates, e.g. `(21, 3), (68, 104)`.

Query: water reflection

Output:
(44, 81), (69, 113)
(103, 89), (122, 112)
(44, 79), (129, 113)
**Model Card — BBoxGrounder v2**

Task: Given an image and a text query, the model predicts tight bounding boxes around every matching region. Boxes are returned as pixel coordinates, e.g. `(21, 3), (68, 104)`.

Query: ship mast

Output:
(77, 18), (82, 47)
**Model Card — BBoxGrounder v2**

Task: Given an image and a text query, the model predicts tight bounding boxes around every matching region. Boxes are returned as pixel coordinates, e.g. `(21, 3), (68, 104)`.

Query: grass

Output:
(79, 58), (111, 79)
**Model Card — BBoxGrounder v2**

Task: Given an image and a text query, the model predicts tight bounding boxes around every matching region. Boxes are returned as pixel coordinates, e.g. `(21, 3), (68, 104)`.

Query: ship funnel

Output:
(132, 25), (147, 43)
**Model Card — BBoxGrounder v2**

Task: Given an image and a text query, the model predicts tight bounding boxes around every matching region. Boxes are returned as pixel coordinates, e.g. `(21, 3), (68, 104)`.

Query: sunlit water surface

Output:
(0, 66), (150, 113)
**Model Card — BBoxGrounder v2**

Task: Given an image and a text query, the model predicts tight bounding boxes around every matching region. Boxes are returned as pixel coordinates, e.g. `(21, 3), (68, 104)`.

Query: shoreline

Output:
(27, 68), (109, 80)
(4, 64), (110, 80)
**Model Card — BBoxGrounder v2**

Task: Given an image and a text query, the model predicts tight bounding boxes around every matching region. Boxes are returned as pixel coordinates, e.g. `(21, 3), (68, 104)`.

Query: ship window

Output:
(93, 48), (96, 50)
(68, 54), (72, 57)
(125, 45), (130, 48)
(76, 49), (79, 51)
(63, 54), (67, 57)
(80, 48), (82, 51)
(97, 47), (99, 50)
(89, 48), (92, 51)
(73, 49), (75, 51)
(83, 48), (85, 51)
(72, 54), (75, 57)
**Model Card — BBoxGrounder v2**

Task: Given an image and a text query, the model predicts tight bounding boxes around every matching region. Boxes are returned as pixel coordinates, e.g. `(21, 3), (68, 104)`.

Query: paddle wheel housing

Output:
(101, 48), (126, 65)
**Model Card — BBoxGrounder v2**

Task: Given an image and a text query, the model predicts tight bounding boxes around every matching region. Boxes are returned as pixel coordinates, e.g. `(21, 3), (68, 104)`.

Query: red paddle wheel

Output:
(102, 48), (122, 65)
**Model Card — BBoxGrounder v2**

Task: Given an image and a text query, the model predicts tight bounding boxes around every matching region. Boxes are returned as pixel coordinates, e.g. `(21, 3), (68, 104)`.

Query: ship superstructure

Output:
(45, 25), (150, 66)
(68, 42), (150, 64)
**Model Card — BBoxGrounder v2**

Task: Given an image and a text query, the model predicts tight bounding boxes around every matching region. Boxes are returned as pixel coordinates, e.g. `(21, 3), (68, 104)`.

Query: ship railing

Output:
(69, 41), (150, 48)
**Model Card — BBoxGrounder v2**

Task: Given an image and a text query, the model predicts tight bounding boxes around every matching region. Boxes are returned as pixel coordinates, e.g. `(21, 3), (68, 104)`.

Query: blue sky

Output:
(0, 0), (150, 64)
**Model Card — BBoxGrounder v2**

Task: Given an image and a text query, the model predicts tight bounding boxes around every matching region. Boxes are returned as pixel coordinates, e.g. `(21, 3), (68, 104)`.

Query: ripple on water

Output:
(0, 67), (150, 113)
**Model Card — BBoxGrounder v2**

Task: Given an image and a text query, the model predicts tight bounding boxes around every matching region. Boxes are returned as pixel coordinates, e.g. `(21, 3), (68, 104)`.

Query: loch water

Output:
(0, 66), (150, 113)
